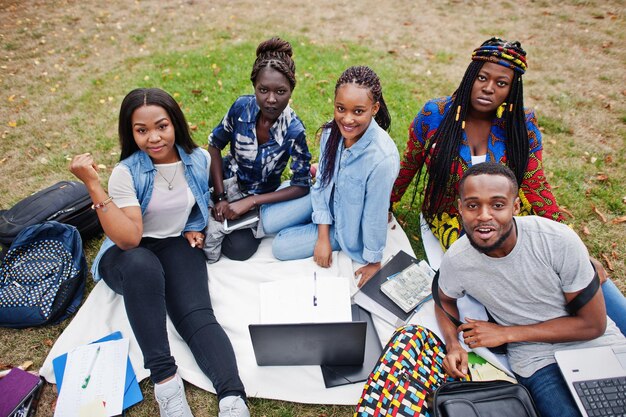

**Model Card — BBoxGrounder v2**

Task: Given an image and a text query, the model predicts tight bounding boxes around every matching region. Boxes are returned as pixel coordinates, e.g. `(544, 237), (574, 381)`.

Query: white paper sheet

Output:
(259, 276), (352, 324)
(54, 339), (129, 417)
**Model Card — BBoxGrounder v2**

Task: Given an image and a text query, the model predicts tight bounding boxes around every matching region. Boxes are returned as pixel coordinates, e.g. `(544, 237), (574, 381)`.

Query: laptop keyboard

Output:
(574, 377), (626, 416)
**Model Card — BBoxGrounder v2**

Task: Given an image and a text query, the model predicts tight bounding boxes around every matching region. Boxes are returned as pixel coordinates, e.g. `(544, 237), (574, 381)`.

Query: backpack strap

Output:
(432, 261), (601, 325)
(565, 261), (600, 315)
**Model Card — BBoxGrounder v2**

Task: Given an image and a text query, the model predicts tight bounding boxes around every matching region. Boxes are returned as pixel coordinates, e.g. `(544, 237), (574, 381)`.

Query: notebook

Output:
(353, 250), (421, 326)
(249, 320), (367, 366)
(555, 344), (626, 417)
(0, 368), (43, 417)
(223, 207), (259, 232)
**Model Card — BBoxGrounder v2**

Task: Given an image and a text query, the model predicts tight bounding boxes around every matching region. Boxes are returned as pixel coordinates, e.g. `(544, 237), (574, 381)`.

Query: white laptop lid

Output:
(555, 345), (626, 417)
(555, 345), (626, 383)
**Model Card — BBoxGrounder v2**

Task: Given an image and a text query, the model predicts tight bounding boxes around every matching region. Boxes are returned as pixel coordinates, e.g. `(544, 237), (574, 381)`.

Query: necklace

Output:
(156, 163), (178, 191)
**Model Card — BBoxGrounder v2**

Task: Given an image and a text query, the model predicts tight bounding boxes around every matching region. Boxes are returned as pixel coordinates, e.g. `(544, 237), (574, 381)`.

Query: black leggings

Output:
(99, 236), (245, 399)
(221, 228), (261, 261)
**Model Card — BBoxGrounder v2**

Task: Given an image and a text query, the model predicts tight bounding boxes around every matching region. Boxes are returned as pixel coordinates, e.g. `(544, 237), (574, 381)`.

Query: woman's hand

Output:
(355, 262), (381, 287)
(212, 200), (229, 222)
(184, 231), (205, 249)
(226, 196), (256, 220)
(314, 237), (333, 268)
(69, 153), (100, 187)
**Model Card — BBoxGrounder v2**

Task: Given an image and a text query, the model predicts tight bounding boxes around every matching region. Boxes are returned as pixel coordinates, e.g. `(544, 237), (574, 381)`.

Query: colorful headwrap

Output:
(471, 37), (528, 74)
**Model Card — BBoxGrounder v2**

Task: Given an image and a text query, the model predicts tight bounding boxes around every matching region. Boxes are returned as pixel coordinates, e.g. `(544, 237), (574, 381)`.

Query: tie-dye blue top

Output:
(208, 95), (311, 195)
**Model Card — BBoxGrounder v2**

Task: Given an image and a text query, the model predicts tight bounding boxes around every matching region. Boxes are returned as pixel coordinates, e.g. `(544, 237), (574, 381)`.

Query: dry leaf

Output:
(560, 206), (574, 218)
(611, 216), (626, 224)
(7, 120), (17, 127)
(595, 173), (609, 181)
(191, 89), (202, 95)
(601, 253), (614, 271)
(410, 234), (420, 242)
(44, 339), (54, 347)
(592, 205), (607, 223)
(582, 225), (591, 235)
(189, 124), (198, 131)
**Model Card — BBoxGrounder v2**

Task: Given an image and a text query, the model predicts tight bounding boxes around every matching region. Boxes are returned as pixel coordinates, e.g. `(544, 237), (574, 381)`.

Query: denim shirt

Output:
(312, 119), (400, 264)
(90, 145), (210, 281)
(208, 95), (311, 194)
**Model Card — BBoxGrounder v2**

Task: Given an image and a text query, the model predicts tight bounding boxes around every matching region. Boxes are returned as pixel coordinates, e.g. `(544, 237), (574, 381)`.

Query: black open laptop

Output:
(249, 305), (382, 388)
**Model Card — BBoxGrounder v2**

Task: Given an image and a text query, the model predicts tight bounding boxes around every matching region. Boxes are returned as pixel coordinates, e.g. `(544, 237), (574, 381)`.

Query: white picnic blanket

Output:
(40, 217), (421, 405)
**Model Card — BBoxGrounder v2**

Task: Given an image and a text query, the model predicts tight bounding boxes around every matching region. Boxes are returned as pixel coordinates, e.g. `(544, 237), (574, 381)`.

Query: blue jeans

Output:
(261, 189), (313, 235)
(99, 236), (246, 400)
(515, 363), (581, 417)
(602, 279), (626, 336)
(263, 193), (342, 260)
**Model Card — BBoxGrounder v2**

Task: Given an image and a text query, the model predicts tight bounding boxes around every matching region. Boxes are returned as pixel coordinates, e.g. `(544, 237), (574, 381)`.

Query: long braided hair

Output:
(250, 37), (296, 89)
(319, 66), (391, 187)
(418, 37), (529, 223)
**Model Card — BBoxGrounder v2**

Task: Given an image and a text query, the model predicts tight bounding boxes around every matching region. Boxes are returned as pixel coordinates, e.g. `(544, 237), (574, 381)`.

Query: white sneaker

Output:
(154, 374), (194, 417)
(218, 395), (250, 417)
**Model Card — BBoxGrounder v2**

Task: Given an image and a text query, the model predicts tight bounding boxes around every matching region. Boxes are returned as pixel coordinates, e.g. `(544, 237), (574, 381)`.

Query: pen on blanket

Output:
(82, 346), (101, 389)
(313, 272), (318, 307)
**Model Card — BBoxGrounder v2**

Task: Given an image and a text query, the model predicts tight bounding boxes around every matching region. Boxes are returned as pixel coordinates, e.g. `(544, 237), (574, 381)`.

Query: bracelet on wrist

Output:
(91, 196), (114, 211)
(214, 192), (227, 202)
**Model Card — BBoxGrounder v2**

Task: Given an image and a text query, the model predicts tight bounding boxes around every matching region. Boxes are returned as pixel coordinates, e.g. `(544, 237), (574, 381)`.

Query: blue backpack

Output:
(0, 221), (86, 328)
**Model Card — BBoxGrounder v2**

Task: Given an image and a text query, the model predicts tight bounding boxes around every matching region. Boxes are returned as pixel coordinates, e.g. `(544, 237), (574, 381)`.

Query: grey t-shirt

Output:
(439, 215), (625, 377)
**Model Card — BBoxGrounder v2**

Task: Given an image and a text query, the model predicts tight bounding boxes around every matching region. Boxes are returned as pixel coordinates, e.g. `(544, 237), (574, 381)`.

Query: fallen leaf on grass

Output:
(411, 234), (420, 242)
(582, 226), (591, 235)
(601, 253), (614, 271)
(595, 173), (609, 181)
(592, 205), (607, 223)
(7, 121), (17, 127)
(560, 206), (574, 218)
(191, 89), (202, 95)
(43, 339), (53, 347)
(611, 216), (626, 224)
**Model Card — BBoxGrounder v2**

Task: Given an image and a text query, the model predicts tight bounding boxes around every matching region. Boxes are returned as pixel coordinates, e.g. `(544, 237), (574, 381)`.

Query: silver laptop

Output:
(555, 345), (626, 417)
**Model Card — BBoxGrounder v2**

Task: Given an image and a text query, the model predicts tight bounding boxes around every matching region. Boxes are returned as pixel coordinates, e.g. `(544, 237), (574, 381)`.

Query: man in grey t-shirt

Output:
(435, 162), (625, 417)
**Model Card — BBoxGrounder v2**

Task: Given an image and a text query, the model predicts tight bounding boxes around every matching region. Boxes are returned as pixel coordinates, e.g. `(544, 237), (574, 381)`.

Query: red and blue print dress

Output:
(391, 96), (564, 250)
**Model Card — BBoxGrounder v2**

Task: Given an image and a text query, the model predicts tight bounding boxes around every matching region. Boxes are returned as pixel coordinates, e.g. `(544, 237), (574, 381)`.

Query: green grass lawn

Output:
(1, 9), (625, 415)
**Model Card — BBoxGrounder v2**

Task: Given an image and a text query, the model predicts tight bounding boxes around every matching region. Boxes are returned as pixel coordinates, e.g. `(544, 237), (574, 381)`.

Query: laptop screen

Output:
(249, 321), (367, 366)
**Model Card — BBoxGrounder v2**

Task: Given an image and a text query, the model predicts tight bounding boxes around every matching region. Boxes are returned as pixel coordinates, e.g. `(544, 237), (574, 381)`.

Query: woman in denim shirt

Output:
(70, 88), (249, 417)
(273, 66), (400, 286)
(204, 37), (312, 263)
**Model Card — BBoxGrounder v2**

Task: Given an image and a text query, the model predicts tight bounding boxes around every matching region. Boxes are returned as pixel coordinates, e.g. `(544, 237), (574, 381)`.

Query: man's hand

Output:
(443, 343), (468, 378)
(458, 318), (510, 348)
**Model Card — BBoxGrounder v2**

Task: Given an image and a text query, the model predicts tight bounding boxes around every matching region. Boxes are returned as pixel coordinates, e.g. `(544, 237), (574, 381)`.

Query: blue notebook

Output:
(52, 331), (143, 411)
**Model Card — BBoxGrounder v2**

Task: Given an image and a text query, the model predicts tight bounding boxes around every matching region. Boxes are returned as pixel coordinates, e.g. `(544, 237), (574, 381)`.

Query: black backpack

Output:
(0, 181), (102, 257)
(0, 221), (87, 328)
